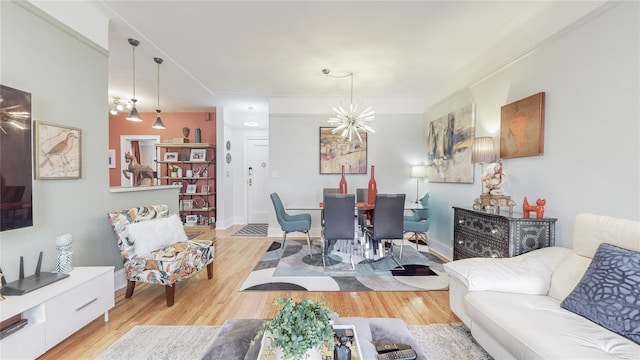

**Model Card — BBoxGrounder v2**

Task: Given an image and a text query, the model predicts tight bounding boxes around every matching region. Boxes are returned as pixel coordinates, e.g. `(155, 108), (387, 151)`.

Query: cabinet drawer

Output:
(456, 210), (509, 239)
(454, 228), (507, 259)
(44, 271), (114, 348)
(0, 322), (46, 359)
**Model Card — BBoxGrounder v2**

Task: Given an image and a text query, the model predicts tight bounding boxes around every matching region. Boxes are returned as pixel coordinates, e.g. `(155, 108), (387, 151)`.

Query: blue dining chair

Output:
(403, 193), (429, 249)
(270, 192), (313, 258)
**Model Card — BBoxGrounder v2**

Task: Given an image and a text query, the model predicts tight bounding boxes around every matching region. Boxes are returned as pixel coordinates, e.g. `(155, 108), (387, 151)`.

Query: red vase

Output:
(339, 165), (348, 194)
(368, 165), (377, 206)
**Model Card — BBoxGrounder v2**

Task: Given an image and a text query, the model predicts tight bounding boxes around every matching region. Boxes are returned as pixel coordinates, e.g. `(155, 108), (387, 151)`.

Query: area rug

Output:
(240, 239), (449, 291)
(232, 223), (268, 237)
(408, 323), (493, 360)
(96, 322), (492, 360)
(95, 325), (220, 360)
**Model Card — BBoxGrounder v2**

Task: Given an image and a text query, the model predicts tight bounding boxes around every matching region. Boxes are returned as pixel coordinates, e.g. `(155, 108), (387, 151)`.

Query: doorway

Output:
(120, 135), (160, 186)
(245, 137), (270, 223)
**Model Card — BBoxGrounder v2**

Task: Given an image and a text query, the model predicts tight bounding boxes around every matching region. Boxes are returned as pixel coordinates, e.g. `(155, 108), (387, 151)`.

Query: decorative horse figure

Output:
(122, 152), (154, 186)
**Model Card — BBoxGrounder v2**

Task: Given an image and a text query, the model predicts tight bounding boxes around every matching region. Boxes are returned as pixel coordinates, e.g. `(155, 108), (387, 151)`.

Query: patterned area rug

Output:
(95, 325), (219, 360)
(232, 223), (268, 237)
(96, 323), (492, 360)
(240, 239), (449, 291)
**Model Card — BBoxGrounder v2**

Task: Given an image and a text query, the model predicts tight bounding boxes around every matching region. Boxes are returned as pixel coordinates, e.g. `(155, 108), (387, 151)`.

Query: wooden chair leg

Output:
(207, 262), (213, 279)
(125, 280), (136, 298)
(165, 285), (175, 307)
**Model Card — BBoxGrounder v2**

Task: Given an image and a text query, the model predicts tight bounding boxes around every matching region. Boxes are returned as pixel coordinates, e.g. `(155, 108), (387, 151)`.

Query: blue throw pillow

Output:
(560, 243), (640, 344)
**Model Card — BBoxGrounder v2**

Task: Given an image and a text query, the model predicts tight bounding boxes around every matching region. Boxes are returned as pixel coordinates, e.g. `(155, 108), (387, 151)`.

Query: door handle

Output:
(248, 167), (253, 175)
(248, 178), (252, 186)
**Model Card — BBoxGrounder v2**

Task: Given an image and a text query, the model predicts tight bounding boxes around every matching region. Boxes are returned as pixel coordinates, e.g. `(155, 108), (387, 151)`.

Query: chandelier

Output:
(323, 69), (375, 143)
(109, 96), (132, 116)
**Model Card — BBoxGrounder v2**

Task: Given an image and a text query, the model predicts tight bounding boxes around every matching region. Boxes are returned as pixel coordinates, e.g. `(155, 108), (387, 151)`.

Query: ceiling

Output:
(92, 1), (607, 130)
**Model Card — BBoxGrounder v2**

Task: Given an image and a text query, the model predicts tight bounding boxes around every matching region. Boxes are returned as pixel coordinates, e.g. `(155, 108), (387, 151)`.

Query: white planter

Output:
(275, 345), (322, 360)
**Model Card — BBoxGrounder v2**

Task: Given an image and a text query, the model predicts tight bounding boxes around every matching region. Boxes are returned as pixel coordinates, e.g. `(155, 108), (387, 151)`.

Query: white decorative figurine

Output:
(55, 233), (73, 273)
(482, 159), (506, 195)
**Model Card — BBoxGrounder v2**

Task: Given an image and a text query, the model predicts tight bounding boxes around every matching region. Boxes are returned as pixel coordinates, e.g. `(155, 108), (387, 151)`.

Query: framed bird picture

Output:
(34, 121), (82, 179)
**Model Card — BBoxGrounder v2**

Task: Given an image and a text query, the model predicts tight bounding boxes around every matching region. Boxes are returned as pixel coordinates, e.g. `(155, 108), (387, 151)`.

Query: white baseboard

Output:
(114, 268), (127, 291)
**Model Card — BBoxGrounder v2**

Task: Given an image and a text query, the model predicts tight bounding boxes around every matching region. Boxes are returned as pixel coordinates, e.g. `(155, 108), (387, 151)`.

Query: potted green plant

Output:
(255, 297), (334, 360)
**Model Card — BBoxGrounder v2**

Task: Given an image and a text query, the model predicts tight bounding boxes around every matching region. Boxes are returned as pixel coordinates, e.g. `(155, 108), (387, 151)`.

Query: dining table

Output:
(287, 199), (426, 263)
(287, 201), (424, 211)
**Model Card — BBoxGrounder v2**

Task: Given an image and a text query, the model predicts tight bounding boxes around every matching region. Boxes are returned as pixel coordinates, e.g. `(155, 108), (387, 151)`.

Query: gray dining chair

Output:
(366, 193), (406, 264)
(322, 193), (356, 269)
(321, 188), (340, 226)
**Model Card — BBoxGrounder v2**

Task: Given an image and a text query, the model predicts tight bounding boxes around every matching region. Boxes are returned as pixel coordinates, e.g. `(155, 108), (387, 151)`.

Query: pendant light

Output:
(323, 69), (375, 143)
(152, 57), (166, 129)
(126, 38), (143, 122)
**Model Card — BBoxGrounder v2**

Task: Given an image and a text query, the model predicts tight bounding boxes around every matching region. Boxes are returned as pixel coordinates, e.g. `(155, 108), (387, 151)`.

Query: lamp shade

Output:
(471, 137), (496, 163)
(126, 104), (142, 122)
(411, 165), (426, 178)
(152, 110), (165, 129)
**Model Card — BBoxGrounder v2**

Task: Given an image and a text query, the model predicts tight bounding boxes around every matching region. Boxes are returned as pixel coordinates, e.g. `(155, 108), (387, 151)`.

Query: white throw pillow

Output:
(127, 214), (188, 257)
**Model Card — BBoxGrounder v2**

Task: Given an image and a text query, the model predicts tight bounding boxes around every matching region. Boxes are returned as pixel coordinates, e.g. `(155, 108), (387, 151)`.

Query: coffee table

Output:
(201, 317), (426, 360)
(255, 324), (363, 359)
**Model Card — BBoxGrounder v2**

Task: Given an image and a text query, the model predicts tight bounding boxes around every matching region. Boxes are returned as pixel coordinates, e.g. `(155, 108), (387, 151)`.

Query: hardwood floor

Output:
(40, 226), (459, 359)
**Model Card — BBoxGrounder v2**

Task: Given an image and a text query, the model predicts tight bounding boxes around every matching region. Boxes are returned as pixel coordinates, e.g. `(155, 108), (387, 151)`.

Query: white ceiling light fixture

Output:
(109, 96), (126, 115)
(323, 68), (375, 143)
(125, 38), (143, 122)
(152, 57), (166, 130)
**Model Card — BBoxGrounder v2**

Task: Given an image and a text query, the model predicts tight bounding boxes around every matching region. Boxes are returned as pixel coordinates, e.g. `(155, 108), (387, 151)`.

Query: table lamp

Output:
(471, 137), (496, 194)
(410, 165), (426, 203)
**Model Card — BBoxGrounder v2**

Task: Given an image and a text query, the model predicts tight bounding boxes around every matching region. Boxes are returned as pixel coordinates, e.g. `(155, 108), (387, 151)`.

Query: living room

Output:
(1, 1), (638, 359)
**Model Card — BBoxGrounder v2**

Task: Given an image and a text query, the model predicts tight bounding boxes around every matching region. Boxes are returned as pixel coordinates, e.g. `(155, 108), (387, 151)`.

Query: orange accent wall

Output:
(109, 111), (216, 186)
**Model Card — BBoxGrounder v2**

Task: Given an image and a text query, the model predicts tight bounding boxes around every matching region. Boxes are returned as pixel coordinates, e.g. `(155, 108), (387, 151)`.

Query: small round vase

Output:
(275, 345), (322, 360)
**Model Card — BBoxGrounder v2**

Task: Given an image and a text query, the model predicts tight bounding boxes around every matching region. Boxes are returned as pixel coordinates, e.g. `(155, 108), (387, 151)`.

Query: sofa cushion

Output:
(548, 252), (592, 301)
(127, 214), (188, 257)
(560, 243), (640, 345)
(572, 214), (640, 259)
(465, 292), (640, 359)
(444, 247), (571, 295)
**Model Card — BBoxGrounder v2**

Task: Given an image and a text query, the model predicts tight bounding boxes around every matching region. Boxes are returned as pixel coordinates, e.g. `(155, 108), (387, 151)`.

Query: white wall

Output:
(425, 2), (639, 258)
(215, 109), (270, 230)
(0, 2), (179, 281)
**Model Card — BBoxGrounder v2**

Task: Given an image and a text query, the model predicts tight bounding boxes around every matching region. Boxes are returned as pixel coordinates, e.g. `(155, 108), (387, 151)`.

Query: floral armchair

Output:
(107, 204), (214, 306)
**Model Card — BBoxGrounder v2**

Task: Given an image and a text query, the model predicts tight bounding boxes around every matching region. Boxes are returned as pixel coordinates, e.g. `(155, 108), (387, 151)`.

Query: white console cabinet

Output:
(0, 266), (114, 359)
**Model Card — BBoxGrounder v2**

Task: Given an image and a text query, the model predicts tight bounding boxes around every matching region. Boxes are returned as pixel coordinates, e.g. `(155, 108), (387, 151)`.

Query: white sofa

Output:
(444, 213), (640, 360)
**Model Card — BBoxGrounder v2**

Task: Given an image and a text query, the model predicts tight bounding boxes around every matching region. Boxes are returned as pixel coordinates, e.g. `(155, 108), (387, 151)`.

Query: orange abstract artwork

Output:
(500, 92), (545, 158)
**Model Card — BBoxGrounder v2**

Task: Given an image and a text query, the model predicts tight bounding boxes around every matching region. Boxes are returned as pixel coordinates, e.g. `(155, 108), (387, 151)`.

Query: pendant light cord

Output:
(157, 60), (160, 108)
(322, 69), (354, 104)
(154, 57), (164, 110)
(132, 45), (136, 99)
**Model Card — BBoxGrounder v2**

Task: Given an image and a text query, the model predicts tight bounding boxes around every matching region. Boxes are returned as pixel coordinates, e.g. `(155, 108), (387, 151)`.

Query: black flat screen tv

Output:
(0, 85), (33, 231)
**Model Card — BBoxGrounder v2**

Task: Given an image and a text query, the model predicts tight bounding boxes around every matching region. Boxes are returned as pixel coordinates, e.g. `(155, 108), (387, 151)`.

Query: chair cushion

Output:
(403, 219), (429, 233)
(560, 243), (640, 344)
(127, 214), (188, 257)
(125, 239), (214, 285)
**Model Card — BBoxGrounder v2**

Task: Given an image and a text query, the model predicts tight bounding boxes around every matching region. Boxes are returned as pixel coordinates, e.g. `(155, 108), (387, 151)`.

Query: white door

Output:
(246, 138), (270, 224)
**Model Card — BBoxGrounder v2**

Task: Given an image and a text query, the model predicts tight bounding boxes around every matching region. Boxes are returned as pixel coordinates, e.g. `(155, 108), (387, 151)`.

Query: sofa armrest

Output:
(443, 247), (573, 295)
